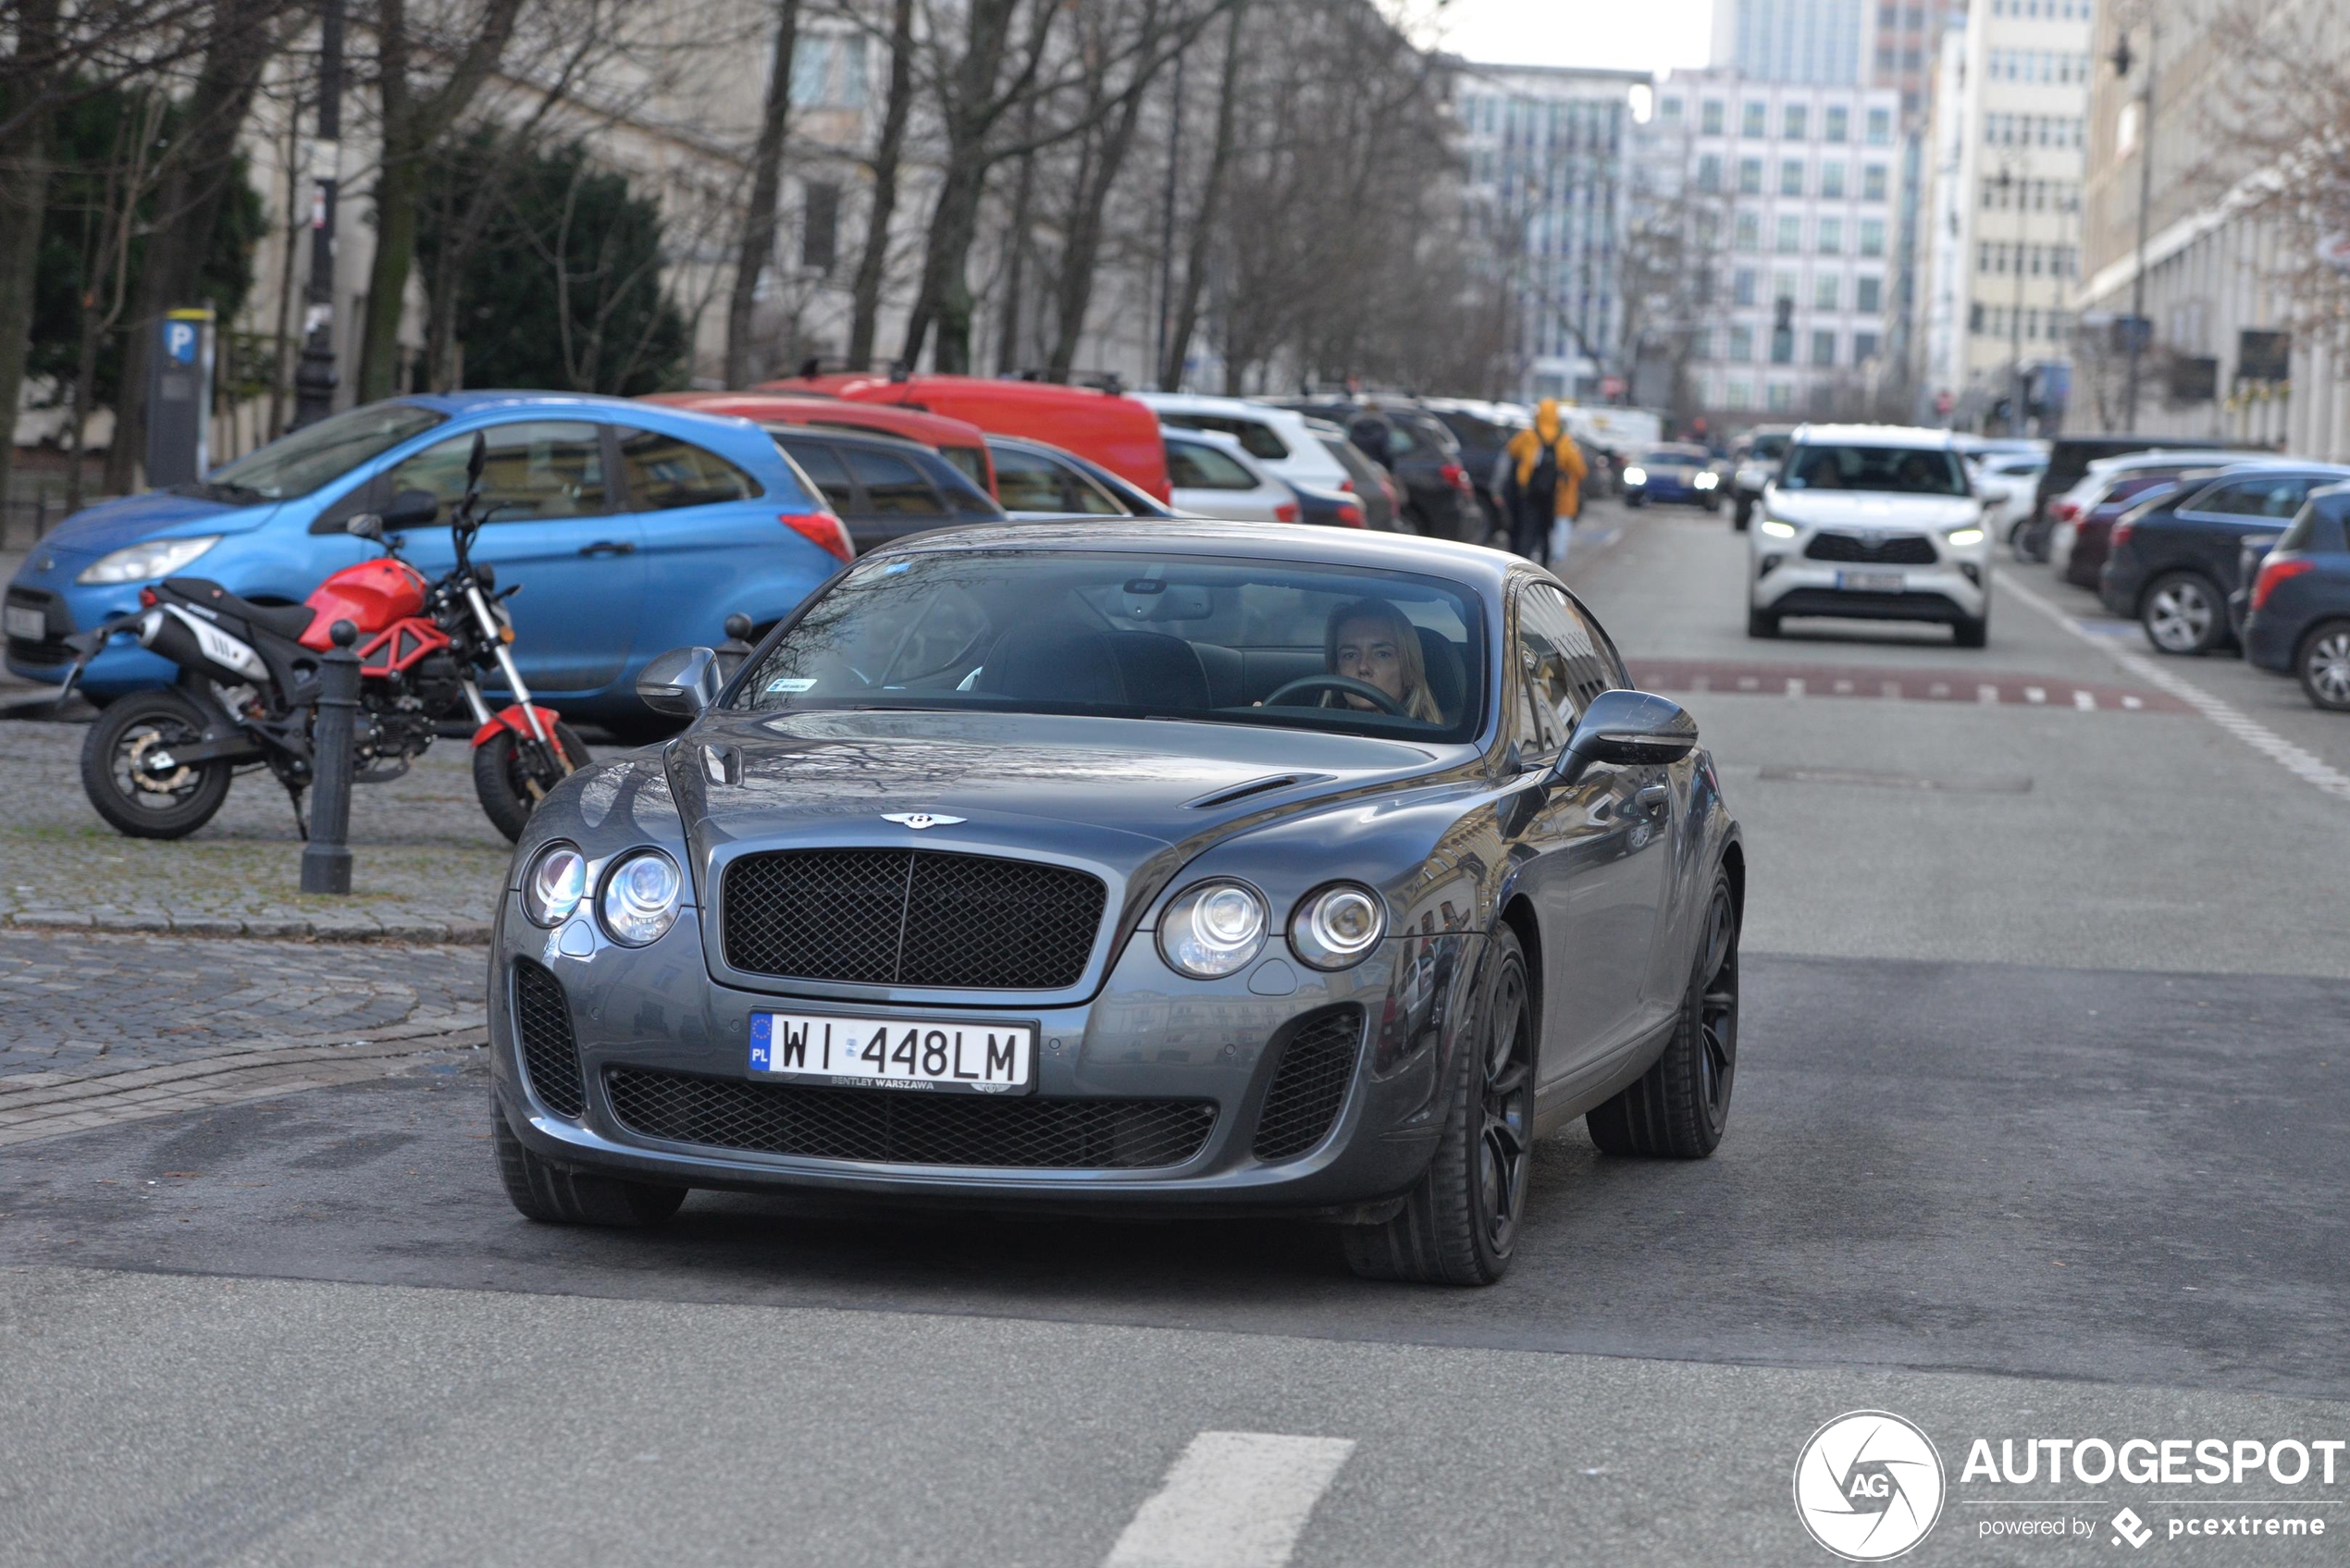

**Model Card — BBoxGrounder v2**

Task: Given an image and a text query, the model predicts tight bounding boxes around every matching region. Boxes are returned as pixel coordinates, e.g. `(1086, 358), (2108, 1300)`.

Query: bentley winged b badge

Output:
(882, 812), (965, 830)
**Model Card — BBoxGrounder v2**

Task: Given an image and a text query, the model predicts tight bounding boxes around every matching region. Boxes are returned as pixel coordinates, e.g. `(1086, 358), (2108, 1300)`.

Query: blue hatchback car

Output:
(5, 393), (850, 723)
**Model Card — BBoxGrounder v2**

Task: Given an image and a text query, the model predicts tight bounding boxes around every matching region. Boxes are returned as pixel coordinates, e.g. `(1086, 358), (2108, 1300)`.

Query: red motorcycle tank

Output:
(300, 558), (429, 649)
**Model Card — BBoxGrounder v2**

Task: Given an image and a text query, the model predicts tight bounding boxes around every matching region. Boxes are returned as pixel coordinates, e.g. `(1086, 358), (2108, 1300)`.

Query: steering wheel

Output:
(1261, 673), (1409, 716)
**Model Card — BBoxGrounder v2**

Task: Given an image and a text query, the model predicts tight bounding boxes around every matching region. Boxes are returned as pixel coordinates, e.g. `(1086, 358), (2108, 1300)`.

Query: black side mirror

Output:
(1550, 689), (1699, 790)
(381, 488), (440, 529)
(637, 647), (723, 717)
(465, 431), (489, 485)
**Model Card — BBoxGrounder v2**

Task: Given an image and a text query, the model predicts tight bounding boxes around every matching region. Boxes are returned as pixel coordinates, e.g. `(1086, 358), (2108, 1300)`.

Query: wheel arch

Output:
(1498, 892), (1543, 1038)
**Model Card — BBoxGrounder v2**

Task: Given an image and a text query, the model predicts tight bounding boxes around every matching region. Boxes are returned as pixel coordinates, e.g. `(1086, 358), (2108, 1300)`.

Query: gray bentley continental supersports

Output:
(489, 521), (1744, 1284)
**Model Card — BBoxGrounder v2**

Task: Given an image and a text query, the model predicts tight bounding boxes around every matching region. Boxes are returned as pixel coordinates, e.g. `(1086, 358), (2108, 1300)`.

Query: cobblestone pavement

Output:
(0, 929), (485, 1079)
(0, 716), (527, 932)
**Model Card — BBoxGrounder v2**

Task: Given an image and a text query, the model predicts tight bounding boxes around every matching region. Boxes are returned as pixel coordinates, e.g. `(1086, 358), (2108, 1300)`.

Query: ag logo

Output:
(1793, 1411), (1945, 1562)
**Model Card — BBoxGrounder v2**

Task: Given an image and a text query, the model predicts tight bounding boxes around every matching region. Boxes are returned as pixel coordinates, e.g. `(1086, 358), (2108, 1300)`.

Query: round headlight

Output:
(1156, 879), (1267, 979)
(600, 850), (682, 946)
(1290, 883), (1386, 970)
(522, 842), (588, 927)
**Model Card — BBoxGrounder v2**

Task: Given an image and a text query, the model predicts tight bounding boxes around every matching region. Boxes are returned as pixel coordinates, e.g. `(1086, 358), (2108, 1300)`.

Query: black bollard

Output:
(714, 611), (757, 682)
(300, 619), (361, 895)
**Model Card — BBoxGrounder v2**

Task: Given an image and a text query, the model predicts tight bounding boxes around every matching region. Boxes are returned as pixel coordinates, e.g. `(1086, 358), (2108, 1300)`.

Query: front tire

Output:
(1588, 869), (1739, 1158)
(79, 686), (234, 839)
(2297, 621), (2350, 711)
(473, 721), (591, 843)
(1342, 925), (1533, 1286)
(1747, 607), (1780, 638)
(2142, 572), (2224, 655)
(1952, 612), (1989, 649)
(494, 1108), (686, 1226)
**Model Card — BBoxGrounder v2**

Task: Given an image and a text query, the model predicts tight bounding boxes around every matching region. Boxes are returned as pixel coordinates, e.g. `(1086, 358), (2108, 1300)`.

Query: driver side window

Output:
(1514, 585), (1614, 757)
(383, 421), (609, 526)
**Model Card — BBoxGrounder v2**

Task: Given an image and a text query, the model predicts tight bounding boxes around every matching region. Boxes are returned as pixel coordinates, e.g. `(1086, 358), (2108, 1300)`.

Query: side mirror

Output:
(465, 431), (489, 485)
(381, 488), (440, 529)
(636, 647), (723, 717)
(1550, 689), (1698, 789)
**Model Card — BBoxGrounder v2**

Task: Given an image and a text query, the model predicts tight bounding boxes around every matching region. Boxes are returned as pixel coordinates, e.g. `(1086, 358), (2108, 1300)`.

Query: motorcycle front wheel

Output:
(472, 722), (591, 843)
(80, 687), (234, 839)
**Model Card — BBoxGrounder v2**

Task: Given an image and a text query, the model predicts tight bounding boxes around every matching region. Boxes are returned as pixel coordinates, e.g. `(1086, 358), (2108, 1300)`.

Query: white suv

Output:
(1748, 425), (1994, 648)
(1135, 392), (1353, 494)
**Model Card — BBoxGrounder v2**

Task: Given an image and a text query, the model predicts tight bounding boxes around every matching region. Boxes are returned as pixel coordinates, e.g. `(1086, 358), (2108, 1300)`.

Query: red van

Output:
(641, 390), (996, 498)
(761, 373), (1170, 501)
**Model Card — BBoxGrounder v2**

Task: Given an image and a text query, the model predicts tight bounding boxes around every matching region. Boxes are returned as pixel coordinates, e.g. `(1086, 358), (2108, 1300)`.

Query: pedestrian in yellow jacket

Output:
(1495, 400), (1587, 564)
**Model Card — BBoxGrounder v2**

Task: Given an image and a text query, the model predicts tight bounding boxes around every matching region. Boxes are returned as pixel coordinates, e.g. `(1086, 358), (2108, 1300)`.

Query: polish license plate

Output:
(5, 605), (45, 640)
(748, 1010), (1034, 1093)
(1839, 570), (1905, 594)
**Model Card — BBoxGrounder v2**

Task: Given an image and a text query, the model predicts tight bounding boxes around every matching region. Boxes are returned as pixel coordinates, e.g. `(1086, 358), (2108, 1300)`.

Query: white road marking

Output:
(2074, 689), (2096, 710)
(2024, 685), (2047, 705)
(1834, 678), (1854, 694)
(1104, 1432), (1355, 1568)
(1999, 569), (2350, 802)
(2123, 695), (2144, 710)
(1881, 679), (1900, 698)
(1928, 681), (1948, 698)
(1978, 683), (1999, 705)
(1786, 677), (1805, 698)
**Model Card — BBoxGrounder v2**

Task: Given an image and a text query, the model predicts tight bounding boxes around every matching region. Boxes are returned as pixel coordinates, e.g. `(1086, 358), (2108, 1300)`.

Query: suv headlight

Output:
(600, 850), (682, 946)
(1290, 883), (1385, 970)
(1622, 465), (1648, 487)
(76, 535), (221, 585)
(1758, 517), (1798, 539)
(522, 842), (588, 927)
(1157, 879), (1267, 978)
(1945, 525), (1985, 548)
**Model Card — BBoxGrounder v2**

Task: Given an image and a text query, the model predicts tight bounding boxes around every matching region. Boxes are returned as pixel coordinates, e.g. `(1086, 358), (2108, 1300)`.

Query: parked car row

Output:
(2015, 439), (2350, 710)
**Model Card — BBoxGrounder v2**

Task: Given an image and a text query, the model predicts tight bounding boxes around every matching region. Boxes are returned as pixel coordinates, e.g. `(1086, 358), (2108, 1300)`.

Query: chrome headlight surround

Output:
(521, 841), (588, 927)
(1156, 879), (1268, 979)
(76, 535), (222, 585)
(1289, 883), (1386, 971)
(599, 849), (683, 947)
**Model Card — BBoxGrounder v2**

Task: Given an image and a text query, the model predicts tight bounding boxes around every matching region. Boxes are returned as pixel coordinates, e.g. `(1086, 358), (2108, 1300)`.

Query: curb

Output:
(2, 910), (494, 945)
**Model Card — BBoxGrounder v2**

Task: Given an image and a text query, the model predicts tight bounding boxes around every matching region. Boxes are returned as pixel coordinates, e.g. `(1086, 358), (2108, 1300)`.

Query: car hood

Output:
(39, 488), (276, 557)
(666, 708), (1463, 909)
(1763, 489), (1980, 530)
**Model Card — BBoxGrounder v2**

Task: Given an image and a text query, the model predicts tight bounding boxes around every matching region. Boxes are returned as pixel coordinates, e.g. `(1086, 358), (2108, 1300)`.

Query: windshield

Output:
(204, 402), (446, 500)
(1750, 434), (1789, 461)
(1643, 446), (1708, 465)
(1783, 444), (1969, 496)
(735, 550), (1488, 744)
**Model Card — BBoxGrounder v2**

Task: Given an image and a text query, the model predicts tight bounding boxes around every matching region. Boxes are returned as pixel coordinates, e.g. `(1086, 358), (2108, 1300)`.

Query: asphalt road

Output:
(6, 501), (2347, 1567)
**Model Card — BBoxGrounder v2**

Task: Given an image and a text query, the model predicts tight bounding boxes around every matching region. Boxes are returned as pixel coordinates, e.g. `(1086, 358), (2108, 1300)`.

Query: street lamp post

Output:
(291, 0), (343, 428)
(2112, 18), (2157, 431)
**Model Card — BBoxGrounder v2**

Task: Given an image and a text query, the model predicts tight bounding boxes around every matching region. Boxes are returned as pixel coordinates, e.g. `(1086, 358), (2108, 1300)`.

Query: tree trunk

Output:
(846, 0), (912, 371)
(0, 0), (63, 510)
(897, 0), (1024, 373)
(106, 0), (278, 494)
(357, 0), (529, 404)
(993, 139), (1035, 375)
(724, 0), (799, 387)
(1161, 0), (1244, 392)
(1045, 87), (1152, 381)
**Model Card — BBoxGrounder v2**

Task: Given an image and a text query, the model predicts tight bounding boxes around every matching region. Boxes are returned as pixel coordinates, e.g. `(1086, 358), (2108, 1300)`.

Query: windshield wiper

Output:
(171, 480), (269, 504)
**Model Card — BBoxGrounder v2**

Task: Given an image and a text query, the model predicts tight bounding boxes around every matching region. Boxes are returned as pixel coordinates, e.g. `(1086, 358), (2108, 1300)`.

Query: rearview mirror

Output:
(637, 647), (723, 717)
(1550, 689), (1698, 789)
(381, 488), (440, 529)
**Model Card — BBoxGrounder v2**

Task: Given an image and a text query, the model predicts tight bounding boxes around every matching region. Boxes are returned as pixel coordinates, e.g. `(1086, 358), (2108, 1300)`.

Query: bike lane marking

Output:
(1103, 1430), (1355, 1568)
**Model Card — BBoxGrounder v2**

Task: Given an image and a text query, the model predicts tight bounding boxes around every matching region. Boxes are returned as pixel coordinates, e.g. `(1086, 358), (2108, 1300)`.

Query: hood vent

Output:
(1184, 772), (1330, 810)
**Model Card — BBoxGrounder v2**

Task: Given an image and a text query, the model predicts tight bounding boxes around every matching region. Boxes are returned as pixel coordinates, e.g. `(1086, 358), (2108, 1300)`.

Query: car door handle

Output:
(1634, 781), (1672, 814)
(577, 540), (636, 558)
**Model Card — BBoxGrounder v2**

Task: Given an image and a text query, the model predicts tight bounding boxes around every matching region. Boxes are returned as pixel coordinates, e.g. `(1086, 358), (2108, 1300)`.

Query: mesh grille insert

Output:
(605, 1069), (1216, 1169)
(723, 848), (1107, 989)
(512, 959), (586, 1118)
(1253, 1006), (1365, 1161)
(1804, 531), (1938, 566)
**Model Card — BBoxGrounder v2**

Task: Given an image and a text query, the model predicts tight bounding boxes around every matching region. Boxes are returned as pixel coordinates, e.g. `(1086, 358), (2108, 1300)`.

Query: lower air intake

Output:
(604, 1069), (1217, 1170)
(1253, 1006), (1365, 1161)
(512, 959), (586, 1118)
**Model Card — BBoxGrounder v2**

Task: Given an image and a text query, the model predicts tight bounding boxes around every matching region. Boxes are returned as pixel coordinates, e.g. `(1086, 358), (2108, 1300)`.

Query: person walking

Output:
(1494, 400), (1586, 566)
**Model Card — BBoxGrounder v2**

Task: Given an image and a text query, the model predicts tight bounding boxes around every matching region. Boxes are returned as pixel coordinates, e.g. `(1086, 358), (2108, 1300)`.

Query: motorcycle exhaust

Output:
(137, 605), (268, 687)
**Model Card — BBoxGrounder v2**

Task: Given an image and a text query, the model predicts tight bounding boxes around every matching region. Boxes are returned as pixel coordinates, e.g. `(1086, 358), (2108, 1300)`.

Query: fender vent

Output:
(512, 959), (586, 1118)
(1253, 1006), (1365, 1162)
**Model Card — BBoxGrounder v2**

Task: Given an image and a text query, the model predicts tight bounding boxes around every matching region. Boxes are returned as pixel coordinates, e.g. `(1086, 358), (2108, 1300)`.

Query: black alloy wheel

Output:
(1587, 870), (1739, 1157)
(473, 720), (591, 843)
(1342, 925), (1532, 1285)
(2298, 621), (2350, 711)
(78, 686), (234, 839)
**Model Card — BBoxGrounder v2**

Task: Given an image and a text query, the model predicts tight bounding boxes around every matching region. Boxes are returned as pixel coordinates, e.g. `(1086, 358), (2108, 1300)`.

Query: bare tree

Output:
(724, 0), (802, 386)
(63, 88), (172, 512)
(1158, 0), (1242, 390)
(0, 0), (64, 507)
(355, 0), (533, 403)
(846, 0), (913, 369)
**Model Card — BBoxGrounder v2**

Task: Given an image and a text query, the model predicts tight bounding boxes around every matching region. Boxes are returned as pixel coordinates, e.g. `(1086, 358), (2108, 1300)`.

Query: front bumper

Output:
(490, 897), (1476, 1214)
(1750, 546), (1987, 623)
(4, 562), (178, 693)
